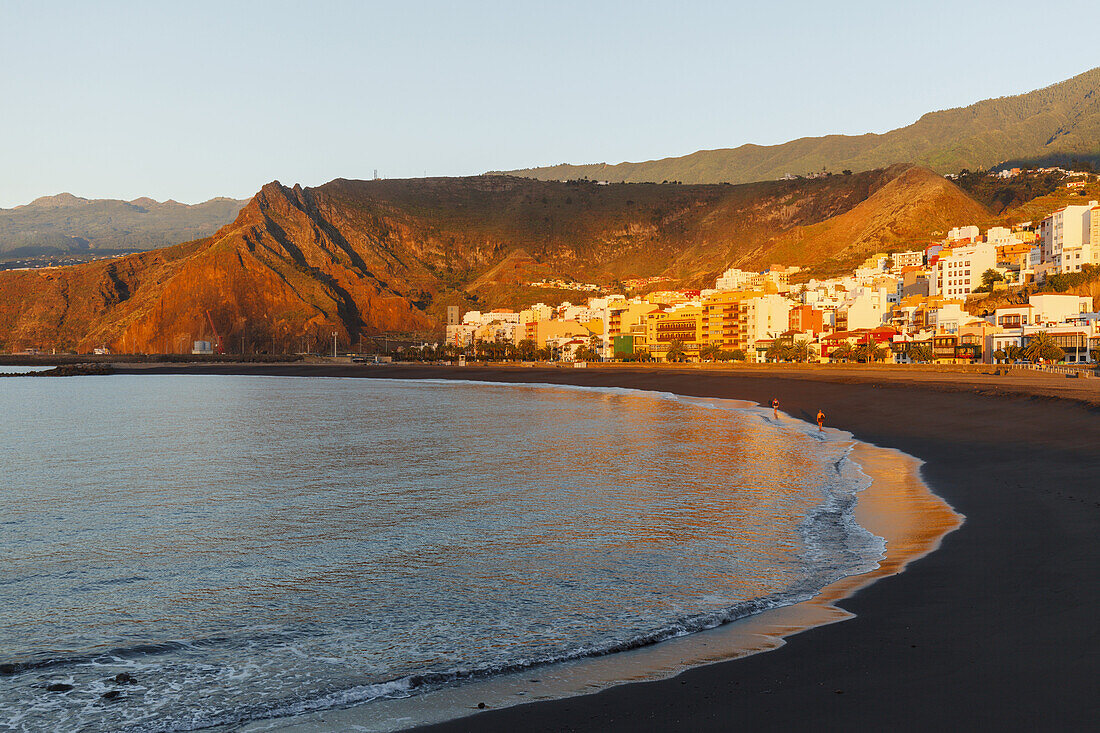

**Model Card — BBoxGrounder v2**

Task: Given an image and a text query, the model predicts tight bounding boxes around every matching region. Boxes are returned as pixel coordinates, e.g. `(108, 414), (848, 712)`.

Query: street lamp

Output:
(332, 331), (337, 358)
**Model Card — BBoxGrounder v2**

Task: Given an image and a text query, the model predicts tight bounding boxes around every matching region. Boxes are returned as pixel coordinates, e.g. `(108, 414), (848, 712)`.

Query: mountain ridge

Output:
(0, 194), (249, 258)
(498, 67), (1100, 185)
(0, 166), (986, 353)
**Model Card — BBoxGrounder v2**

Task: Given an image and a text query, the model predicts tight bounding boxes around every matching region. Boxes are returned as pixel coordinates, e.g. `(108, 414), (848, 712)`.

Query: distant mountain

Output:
(0, 166), (987, 353)
(499, 67), (1100, 184)
(0, 194), (248, 258)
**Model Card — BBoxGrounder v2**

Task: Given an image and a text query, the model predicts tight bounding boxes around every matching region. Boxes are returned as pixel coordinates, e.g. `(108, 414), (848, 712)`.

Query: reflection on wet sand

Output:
(238, 436), (961, 733)
(704, 442), (963, 655)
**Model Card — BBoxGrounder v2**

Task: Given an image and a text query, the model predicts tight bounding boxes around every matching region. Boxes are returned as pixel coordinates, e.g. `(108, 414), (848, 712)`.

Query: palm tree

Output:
(665, 340), (687, 362)
(516, 339), (538, 361)
(588, 334), (603, 361)
(699, 343), (722, 362)
(574, 345), (599, 362)
(766, 340), (798, 363)
(908, 343), (934, 363)
(830, 342), (854, 363)
(855, 341), (886, 363)
(791, 339), (811, 363)
(1023, 332), (1064, 363)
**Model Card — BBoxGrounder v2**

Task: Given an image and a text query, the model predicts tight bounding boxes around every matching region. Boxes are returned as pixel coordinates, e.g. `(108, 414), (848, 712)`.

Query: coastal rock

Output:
(113, 672), (136, 684)
(46, 683), (74, 692)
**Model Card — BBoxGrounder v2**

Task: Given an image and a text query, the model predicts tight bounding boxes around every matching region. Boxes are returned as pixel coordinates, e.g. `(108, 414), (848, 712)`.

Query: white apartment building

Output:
(931, 242), (996, 298)
(891, 250), (925, 269)
(991, 318), (1100, 363)
(461, 309), (521, 327)
(744, 294), (790, 342)
(715, 267), (756, 291)
(990, 294), (1095, 328)
(948, 225), (980, 241)
(1039, 201), (1098, 275)
(928, 303), (978, 334)
(844, 287), (893, 330)
(714, 267), (791, 293)
(985, 227), (1018, 246)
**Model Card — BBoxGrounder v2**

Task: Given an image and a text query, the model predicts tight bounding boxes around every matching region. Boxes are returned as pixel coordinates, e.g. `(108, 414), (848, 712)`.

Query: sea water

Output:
(0, 376), (883, 732)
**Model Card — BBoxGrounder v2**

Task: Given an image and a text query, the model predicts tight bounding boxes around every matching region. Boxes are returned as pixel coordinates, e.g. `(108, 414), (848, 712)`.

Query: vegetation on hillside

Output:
(954, 170), (1065, 213)
(995, 176), (1100, 225)
(499, 67), (1100, 185)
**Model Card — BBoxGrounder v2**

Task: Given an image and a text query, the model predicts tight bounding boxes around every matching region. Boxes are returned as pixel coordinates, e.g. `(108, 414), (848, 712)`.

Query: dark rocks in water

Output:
(113, 672), (136, 684)
(0, 663), (17, 675)
(477, 702), (487, 709)
(34, 364), (115, 377)
(46, 683), (74, 692)
(102, 690), (122, 700)
(0, 364), (114, 378)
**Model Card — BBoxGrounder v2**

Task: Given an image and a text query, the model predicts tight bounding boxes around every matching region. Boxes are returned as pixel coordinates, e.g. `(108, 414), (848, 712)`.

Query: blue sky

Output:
(1, 0), (1096, 208)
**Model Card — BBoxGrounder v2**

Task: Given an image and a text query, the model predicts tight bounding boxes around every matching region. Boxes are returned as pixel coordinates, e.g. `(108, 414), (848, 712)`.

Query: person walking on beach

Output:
(772, 398), (780, 418)
(816, 409), (826, 432)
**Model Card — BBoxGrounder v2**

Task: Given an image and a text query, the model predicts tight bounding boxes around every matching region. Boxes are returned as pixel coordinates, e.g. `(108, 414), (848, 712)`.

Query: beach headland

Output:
(111, 363), (1100, 731)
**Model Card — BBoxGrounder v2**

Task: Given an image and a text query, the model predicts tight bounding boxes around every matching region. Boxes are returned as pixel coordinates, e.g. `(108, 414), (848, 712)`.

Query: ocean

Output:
(0, 376), (884, 732)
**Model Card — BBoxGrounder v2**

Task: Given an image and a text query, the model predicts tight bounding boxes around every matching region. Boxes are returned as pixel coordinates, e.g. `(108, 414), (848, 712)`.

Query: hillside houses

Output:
(443, 200), (1099, 366)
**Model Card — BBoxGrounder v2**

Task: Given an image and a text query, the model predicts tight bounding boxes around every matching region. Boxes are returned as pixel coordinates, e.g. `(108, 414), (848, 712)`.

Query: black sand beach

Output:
(115, 363), (1100, 731)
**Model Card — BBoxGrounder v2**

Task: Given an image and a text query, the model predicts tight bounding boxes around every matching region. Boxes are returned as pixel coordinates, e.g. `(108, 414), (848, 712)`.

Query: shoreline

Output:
(229, 387), (958, 732)
(109, 364), (1100, 730)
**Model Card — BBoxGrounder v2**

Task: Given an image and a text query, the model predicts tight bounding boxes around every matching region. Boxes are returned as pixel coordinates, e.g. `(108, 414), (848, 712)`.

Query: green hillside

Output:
(500, 67), (1100, 185)
(0, 193), (247, 259)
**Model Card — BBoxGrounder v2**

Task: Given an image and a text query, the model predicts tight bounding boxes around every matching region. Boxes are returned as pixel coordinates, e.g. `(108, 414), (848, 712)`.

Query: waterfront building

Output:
(819, 327), (898, 362)
(702, 289), (789, 353)
(603, 300), (657, 355)
(989, 294), (1094, 329)
(645, 304), (704, 360)
(522, 319), (592, 348)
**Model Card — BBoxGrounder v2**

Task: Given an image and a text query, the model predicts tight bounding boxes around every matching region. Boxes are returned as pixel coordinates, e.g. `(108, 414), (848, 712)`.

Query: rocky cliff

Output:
(0, 166), (987, 353)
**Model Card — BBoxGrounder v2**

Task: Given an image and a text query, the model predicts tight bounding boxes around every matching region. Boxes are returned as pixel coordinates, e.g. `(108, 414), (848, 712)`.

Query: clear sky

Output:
(1, 0), (1096, 208)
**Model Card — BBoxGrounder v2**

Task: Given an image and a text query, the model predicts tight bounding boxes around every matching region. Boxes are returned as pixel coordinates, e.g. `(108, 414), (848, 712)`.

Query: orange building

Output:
(789, 304), (825, 334)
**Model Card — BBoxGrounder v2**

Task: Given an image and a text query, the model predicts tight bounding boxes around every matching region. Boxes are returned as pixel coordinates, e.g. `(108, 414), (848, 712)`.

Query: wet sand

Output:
(114, 363), (1100, 730)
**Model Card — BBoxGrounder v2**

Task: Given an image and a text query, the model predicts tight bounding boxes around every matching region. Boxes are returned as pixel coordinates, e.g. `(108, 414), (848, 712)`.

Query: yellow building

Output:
(522, 319), (592, 347)
(701, 288), (790, 352)
(644, 305), (703, 360)
(605, 301), (658, 350)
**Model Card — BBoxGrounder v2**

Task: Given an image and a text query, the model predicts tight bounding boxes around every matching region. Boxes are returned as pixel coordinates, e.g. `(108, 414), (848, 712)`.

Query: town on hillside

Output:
(445, 194), (1100, 366)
